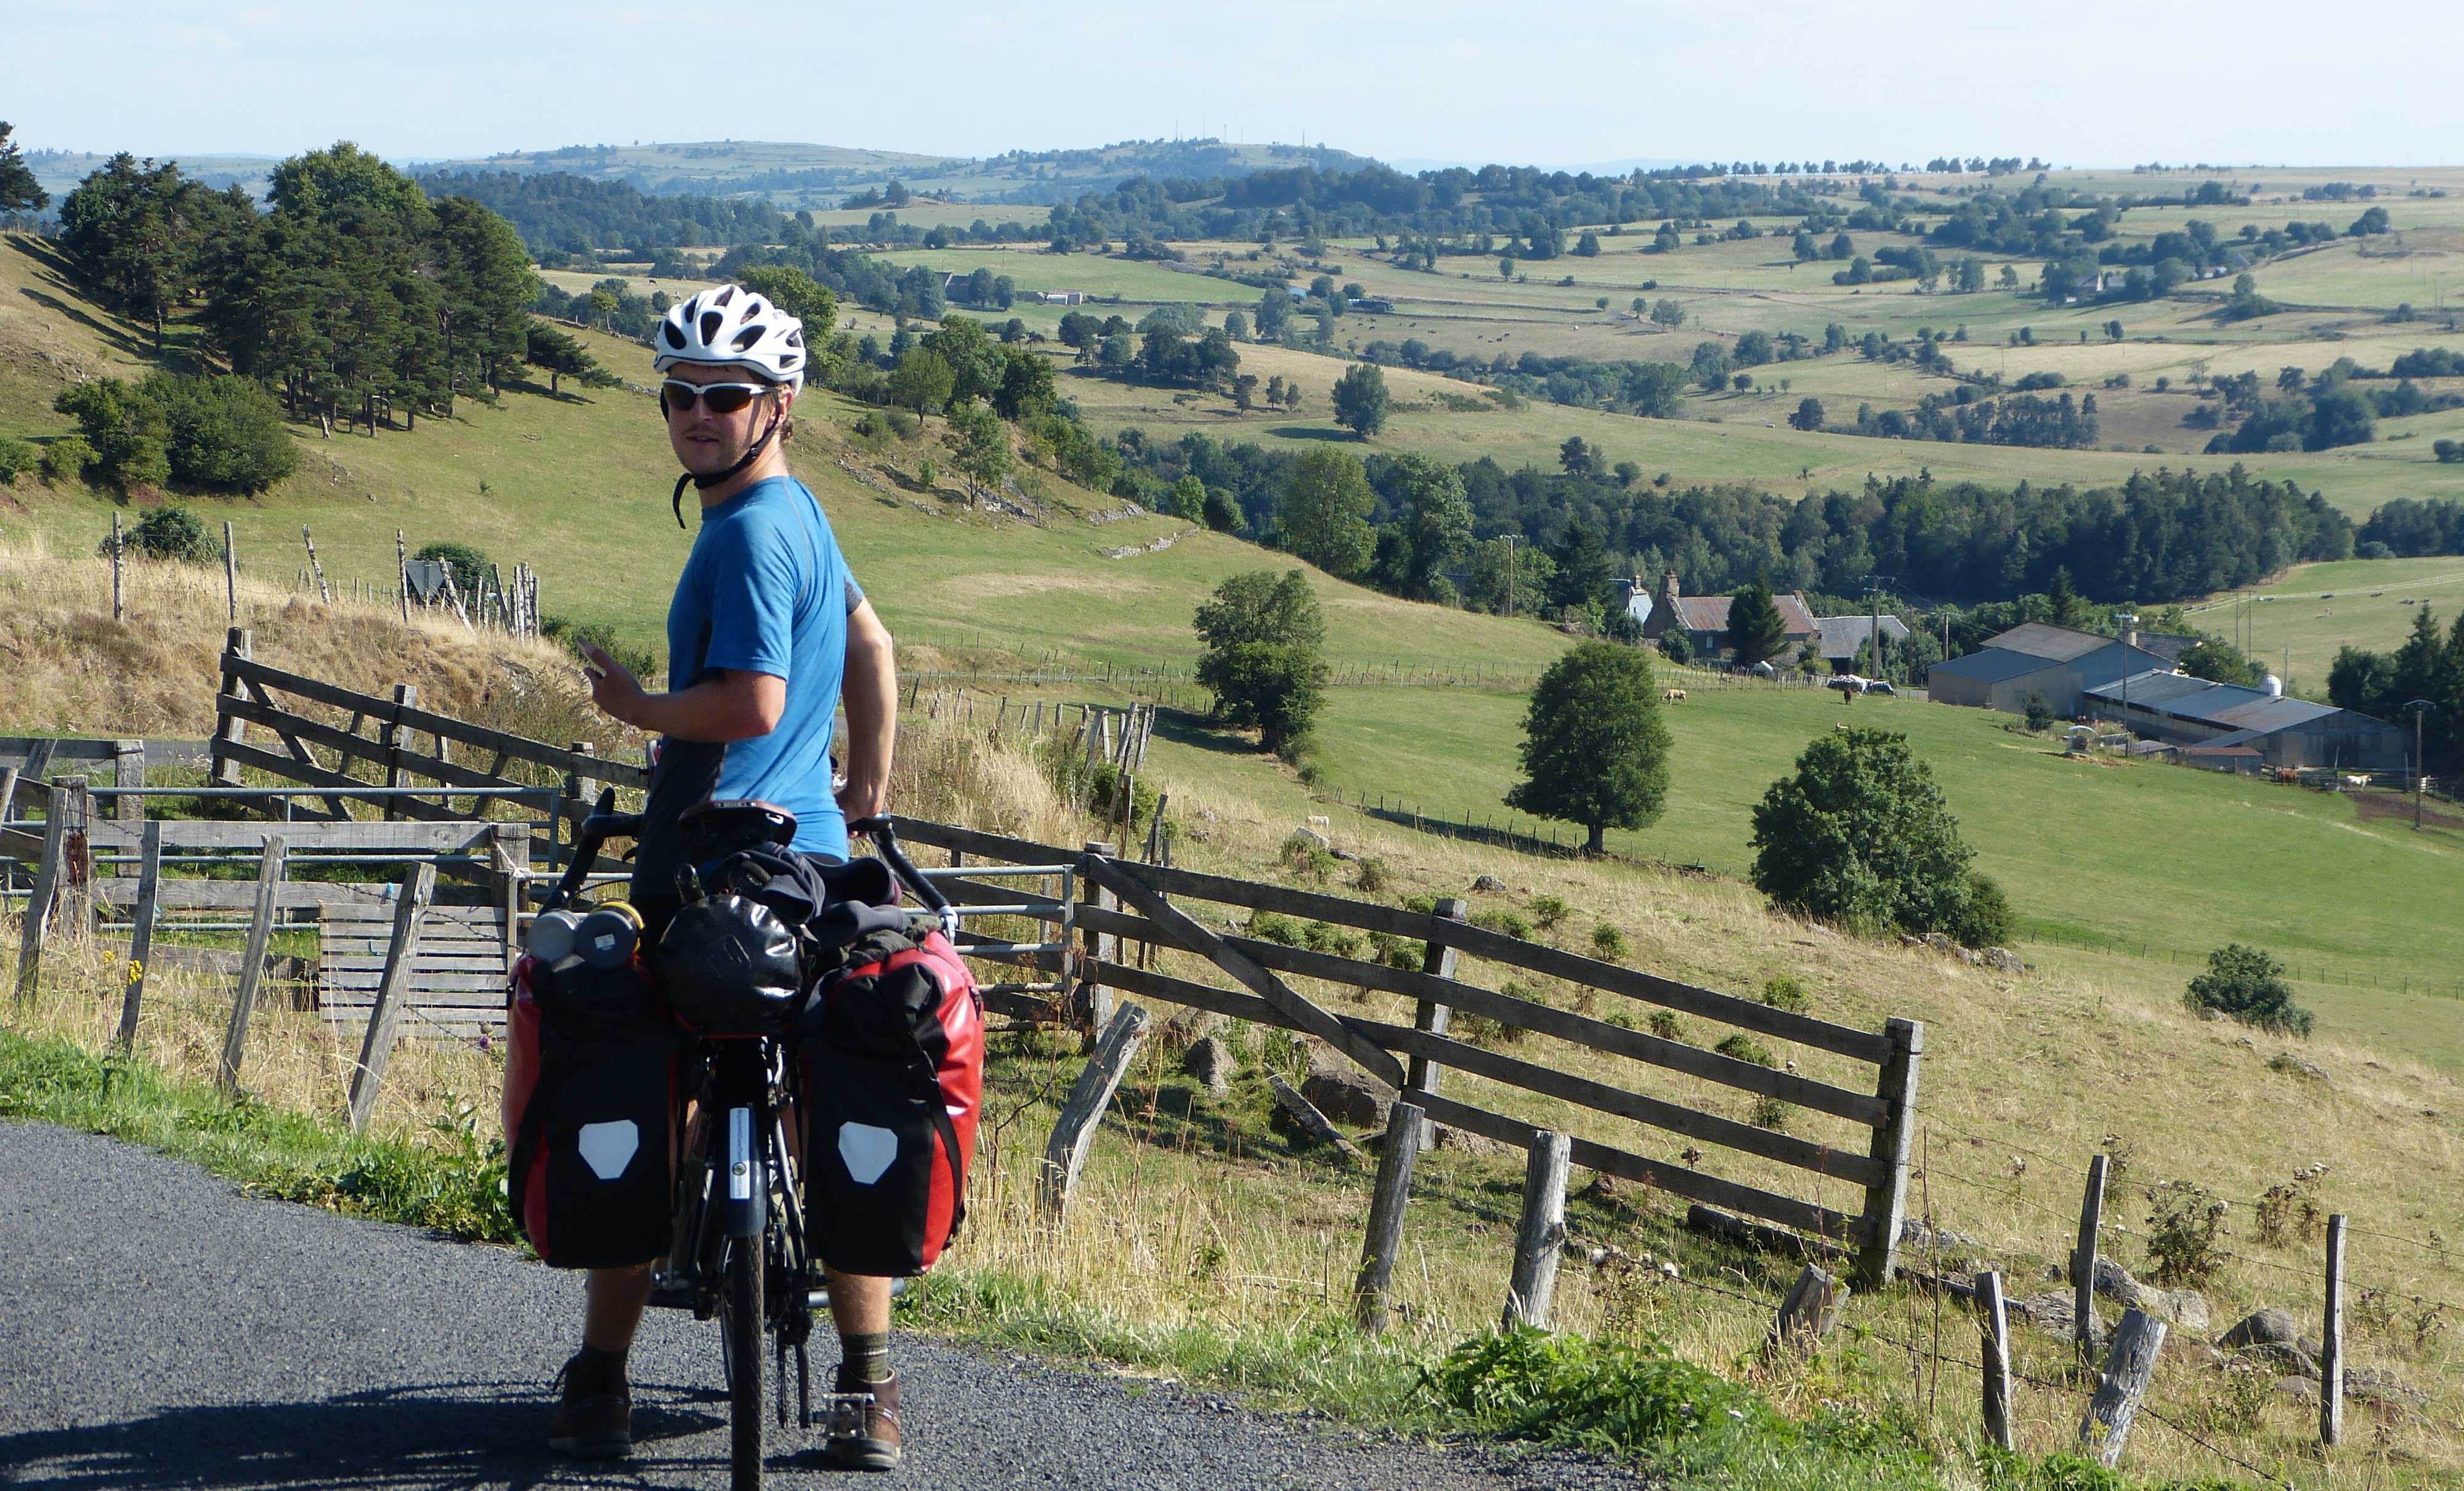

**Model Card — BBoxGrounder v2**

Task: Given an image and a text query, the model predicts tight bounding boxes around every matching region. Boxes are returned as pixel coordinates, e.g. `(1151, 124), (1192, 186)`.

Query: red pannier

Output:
(798, 928), (983, 1275)
(502, 955), (677, 1269)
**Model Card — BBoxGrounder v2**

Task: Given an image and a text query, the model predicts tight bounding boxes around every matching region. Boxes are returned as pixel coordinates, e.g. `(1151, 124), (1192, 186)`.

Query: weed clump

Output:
(1591, 923), (1629, 961)
(1530, 894), (1571, 930)
(1648, 1010), (1689, 1045)
(1761, 975), (1810, 1013)
(2143, 1179), (2229, 1287)
(1714, 1033), (1777, 1069)
(2183, 943), (2314, 1036)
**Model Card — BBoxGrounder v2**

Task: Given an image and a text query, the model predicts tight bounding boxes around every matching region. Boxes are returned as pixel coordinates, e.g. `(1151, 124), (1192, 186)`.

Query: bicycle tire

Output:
(721, 1235), (764, 1490)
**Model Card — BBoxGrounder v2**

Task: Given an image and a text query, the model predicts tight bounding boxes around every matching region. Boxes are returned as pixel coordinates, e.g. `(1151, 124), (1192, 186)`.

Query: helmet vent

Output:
(662, 321), (686, 349)
(712, 286), (736, 307)
(786, 329), (803, 347)
(780, 354), (801, 369)
(700, 310), (723, 344)
(732, 325), (764, 351)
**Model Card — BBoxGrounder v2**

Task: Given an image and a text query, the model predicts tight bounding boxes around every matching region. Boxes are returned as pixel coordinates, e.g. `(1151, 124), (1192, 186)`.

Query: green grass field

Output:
(2183, 555), (2464, 686)
(1266, 679), (2464, 1064)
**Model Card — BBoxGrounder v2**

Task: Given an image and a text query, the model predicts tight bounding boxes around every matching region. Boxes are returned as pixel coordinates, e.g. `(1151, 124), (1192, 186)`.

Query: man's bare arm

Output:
(837, 599), (898, 821)
(581, 643), (783, 742)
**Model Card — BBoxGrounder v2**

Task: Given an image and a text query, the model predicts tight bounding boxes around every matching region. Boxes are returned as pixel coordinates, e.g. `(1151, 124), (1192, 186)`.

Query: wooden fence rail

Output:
(889, 814), (1921, 1285)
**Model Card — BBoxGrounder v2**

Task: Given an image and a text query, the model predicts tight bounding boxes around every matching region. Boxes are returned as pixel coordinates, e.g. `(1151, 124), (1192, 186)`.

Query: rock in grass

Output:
(2219, 1307), (2300, 1349)
(1183, 1036), (1236, 1096)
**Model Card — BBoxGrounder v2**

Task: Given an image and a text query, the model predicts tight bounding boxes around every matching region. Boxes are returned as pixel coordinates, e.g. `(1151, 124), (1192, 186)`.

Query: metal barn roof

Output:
(1927, 649), (2060, 685)
(2083, 671), (2341, 731)
(1984, 622), (2117, 663)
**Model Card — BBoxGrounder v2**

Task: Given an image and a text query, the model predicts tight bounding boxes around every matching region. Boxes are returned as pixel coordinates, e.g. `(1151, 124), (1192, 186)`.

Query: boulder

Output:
(2232, 1340), (2320, 1378)
(1432, 1124), (1511, 1158)
(1300, 1053), (1395, 1128)
(2276, 1376), (2320, 1407)
(2075, 1255), (2211, 1331)
(1286, 826), (1332, 855)
(1164, 1008), (1228, 1043)
(1183, 1036), (1236, 1095)
(1920, 932), (1984, 966)
(1981, 947), (2027, 974)
(2219, 1307), (2300, 1349)
(2347, 1365), (2430, 1410)
(1470, 874), (1507, 893)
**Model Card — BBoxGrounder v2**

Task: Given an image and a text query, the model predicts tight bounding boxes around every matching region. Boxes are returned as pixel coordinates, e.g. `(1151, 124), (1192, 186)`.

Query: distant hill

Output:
(25, 148), (280, 203)
(412, 137), (1379, 209)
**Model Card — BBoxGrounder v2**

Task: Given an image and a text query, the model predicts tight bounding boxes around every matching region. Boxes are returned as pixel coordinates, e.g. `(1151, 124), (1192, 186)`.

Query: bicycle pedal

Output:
(806, 1391), (875, 1436)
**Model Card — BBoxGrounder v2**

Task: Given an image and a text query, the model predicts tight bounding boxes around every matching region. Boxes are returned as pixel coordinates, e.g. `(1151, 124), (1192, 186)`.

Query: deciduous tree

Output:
(1506, 641), (1672, 854)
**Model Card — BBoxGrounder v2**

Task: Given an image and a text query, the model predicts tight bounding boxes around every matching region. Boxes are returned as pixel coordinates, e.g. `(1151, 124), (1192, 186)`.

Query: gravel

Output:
(0, 1121), (1647, 1489)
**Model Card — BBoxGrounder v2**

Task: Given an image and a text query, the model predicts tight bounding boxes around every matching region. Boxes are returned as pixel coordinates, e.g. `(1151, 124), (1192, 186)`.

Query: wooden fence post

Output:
(2321, 1213), (2346, 1446)
(1354, 1099), (1425, 1332)
(492, 825), (530, 976)
(1769, 1264), (1846, 1354)
(213, 628), (253, 786)
(1502, 1129), (1570, 1331)
(1977, 1269), (2015, 1452)
(1404, 897), (1467, 1150)
(2075, 1153), (2110, 1365)
(110, 512), (123, 621)
(303, 524), (330, 603)
(112, 740), (144, 822)
(1039, 1001), (1149, 1218)
(13, 784), (67, 1004)
(380, 684), (418, 822)
(347, 862), (436, 1133)
(2078, 1307), (2166, 1468)
(560, 740), (598, 876)
(396, 531), (410, 623)
(113, 820), (163, 1051)
(224, 521), (238, 623)
(1852, 1016), (1922, 1289)
(218, 835), (288, 1096)
(1076, 841), (1116, 1037)
(57, 777), (92, 937)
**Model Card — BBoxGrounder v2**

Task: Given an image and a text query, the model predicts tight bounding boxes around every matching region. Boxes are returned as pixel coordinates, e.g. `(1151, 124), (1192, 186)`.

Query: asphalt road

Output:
(0, 1123), (1645, 1490)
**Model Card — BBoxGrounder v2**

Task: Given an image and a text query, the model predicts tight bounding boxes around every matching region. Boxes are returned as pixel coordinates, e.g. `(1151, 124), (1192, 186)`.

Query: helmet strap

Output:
(671, 403), (784, 529)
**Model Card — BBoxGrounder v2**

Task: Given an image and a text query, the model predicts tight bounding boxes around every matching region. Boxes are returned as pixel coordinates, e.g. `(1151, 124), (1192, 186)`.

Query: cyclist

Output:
(557, 283), (907, 1471)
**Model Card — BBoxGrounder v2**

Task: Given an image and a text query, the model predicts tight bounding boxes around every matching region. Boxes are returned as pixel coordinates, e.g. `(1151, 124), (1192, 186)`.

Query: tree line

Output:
(57, 144), (538, 435)
(2328, 606), (2464, 778)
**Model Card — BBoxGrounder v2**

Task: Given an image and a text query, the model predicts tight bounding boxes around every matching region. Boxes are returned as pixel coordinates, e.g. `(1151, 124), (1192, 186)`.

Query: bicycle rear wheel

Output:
(720, 1235), (764, 1490)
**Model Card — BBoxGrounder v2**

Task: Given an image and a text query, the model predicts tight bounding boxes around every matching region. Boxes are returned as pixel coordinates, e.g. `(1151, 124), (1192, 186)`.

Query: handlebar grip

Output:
(852, 817), (958, 941)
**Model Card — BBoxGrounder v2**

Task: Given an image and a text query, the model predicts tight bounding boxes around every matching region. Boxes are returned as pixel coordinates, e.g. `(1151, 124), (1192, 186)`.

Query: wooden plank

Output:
(113, 821), (162, 1051)
(1769, 1264), (1845, 1354)
(209, 741), (461, 822)
(1088, 858), (1406, 1091)
(1352, 1019), (1885, 1187)
(2078, 1309), (2166, 1468)
(1852, 1017), (1923, 1290)
(212, 631), (251, 786)
(89, 818), (501, 852)
(235, 681), (353, 821)
(394, 698), (647, 787)
(1074, 905), (1884, 1124)
(346, 862), (437, 1133)
(2322, 1213), (2346, 1447)
(2074, 1154), (2109, 1365)
(1407, 899), (1466, 1152)
(1116, 858), (1892, 1064)
(1091, 958), (1858, 1242)
(1266, 1073), (1362, 1161)
(320, 972), (516, 993)
(888, 815), (1074, 868)
(1977, 1269), (2015, 1453)
(1077, 841), (1116, 1033)
(14, 784), (67, 1004)
(94, 878), (494, 912)
(217, 836), (288, 1095)
(1353, 1101), (1424, 1331)
(1038, 1001), (1149, 1218)
(0, 825), (41, 862)
(0, 737), (210, 770)
(111, 741), (143, 822)
(1503, 1131), (1571, 1331)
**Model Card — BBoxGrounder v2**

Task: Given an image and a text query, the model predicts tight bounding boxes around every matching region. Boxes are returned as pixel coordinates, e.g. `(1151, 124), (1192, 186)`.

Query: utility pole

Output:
(1858, 575), (1895, 681)
(1505, 535), (1517, 619)
(2114, 612), (2140, 750)
(2404, 700), (2434, 830)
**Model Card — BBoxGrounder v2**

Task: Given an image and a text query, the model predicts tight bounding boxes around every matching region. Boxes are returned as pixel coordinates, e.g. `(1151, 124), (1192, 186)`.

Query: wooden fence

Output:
(888, 815), (1923, 1290)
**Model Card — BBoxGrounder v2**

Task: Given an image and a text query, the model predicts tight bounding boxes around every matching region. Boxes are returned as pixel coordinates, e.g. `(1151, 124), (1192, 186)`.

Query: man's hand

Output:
(580, 642), (647, 728)
(835, 770), (888, 824)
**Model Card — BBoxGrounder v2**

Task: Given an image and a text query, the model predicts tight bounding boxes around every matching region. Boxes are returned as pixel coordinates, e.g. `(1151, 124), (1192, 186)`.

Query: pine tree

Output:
(1725, 581), (1789, 668)
(2047, 565), (2083, 627)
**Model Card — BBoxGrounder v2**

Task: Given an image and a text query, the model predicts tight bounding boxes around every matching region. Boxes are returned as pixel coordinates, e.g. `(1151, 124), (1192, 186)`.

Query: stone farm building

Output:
(1924, 621), (2171, 716)
(1814, 615), (1911, 666)
(1633, 571), (1817, 660)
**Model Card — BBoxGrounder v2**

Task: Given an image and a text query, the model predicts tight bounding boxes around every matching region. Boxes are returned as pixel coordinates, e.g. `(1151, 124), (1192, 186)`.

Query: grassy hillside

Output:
(2183, 556), (2464, 687)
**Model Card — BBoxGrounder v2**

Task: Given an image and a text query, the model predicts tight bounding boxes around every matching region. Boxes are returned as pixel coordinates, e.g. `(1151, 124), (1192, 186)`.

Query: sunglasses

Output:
(660, 379), (774, 417)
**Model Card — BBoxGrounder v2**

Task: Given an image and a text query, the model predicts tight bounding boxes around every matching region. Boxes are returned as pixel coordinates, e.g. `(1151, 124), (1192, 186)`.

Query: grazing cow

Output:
(1661, 689), (1687, 703)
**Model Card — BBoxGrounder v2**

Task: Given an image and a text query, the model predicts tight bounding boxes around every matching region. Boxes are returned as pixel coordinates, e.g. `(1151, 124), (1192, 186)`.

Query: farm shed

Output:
(1923, 623), (2171, 716)
(1815, 615), (1911, 664)
(2081, 672), (2408, 771)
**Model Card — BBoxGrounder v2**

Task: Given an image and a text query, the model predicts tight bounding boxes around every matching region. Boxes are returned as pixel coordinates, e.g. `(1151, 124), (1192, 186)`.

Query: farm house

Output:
(1924, 622), (2171, 716)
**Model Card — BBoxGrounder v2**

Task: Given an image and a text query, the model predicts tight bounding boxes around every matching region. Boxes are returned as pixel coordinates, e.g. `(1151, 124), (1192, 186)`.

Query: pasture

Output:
(2184, 555), (2464, 687)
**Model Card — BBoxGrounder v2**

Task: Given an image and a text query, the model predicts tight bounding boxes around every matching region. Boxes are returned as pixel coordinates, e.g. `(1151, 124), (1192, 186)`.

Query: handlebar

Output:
(849, 816), (958, 942)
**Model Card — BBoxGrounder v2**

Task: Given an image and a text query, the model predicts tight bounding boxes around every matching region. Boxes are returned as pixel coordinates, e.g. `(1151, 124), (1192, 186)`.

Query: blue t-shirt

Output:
(634, 475), (862, 895)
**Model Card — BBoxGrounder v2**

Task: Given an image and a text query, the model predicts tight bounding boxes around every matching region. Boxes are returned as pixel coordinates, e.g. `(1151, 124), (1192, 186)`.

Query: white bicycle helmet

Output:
(653, 283), (807, 390)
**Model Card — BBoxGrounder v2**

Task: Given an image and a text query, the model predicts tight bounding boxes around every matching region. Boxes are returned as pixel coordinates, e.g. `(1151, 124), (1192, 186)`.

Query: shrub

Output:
(1590, 922), (1628, 961)
(41, 435), (95, 484)
(1530, 894), (1570, 929)
(1248, 911), (1304, 946)
(1714, 1033), (1777, 1068)
(2143, 1179), (2229, 1287)
(1944, 871), (2015, 950)
(53, 378), (168, 488)
(1750, 726), (1989, 941)
(0, 436), (34, 484)
(1425, 1326), (1774, 1472)
(1300, 920), (1361, 958)
(412, 541), (492, 602)
(2182, 943), (2314, 1036)
(1761, 976), (1810, 1013)
(1648, 1010), (1688, 1044)
(540, 615), (659, 682)
(1748, 1096), (1789, 1131)
(1473, 908), (1534, 940)
(140, 371), (298, 492)
(2022, 691), (2054, 732)
(113, 503), (221, 564)
(1351, 857), (1389, 894)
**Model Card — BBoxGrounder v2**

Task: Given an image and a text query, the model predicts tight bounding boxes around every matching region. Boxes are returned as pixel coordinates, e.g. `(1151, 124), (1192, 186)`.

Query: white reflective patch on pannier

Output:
(838, 1123), (898, 1186)
(577, 1120), (639, 1181)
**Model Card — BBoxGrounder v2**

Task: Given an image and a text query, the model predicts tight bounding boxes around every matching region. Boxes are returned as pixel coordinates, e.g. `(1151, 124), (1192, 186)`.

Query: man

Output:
(560, 283), (906, 1471)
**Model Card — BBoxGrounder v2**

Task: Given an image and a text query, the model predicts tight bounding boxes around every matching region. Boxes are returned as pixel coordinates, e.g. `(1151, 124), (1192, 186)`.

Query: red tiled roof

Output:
(1676, 592), (1817, 637)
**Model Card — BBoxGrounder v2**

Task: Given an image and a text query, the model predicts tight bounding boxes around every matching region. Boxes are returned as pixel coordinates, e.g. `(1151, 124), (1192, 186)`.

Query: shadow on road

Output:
(0, 1380), (727, 1489)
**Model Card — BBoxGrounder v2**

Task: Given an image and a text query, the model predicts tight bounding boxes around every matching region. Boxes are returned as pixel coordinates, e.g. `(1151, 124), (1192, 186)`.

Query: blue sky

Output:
(10, 0), (2457, 170)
